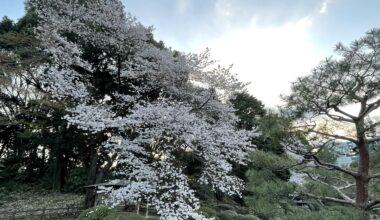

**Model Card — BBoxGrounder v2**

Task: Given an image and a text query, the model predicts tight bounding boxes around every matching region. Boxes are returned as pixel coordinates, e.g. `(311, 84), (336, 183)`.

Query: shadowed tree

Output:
(285, 29), (380, 220)
(230, 92), (266, 130)
(0, 17), (13, 34)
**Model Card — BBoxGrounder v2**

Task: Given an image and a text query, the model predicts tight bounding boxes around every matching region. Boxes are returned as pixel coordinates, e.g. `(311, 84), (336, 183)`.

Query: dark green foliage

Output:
(245, 151), (296, 219)
(235, 206), (249, 215)
(369, 145), (380, 169)
(147, 32), (165, 50)
(77, 206), (115, 220)
(245, 150), (362, 219)
(230, 92), (265, 130)
(219, 210), (239, 220)
(369, 150), (380, 195)
(198, 206), (220, 220)
(64, 168), (88, 193)
(0, 160), (4, 180)
(218, 210), (259, 220)
(237, 215), (260, 220)
(0, 16), (13, 34)
(13, 10), (39, 33)
(215, 203), (235, 211)
(102, 212), (150, 220)
(253, 112), (293, 155)
(78, 207), (153, 220)
(314, 143), (338, 164)
(281, 206), (361, 220)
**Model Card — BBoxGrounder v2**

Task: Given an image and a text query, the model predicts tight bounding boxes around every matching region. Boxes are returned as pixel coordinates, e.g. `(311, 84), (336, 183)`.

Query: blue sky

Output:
(1, 0), (380, 107)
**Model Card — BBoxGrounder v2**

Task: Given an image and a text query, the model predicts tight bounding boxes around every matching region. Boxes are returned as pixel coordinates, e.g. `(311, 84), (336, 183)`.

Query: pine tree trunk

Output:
(355, 121), (370, 220)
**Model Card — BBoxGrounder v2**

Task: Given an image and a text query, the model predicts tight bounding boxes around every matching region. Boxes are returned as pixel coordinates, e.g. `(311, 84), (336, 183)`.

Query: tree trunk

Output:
(52, 151), (63, 191)
(361, 210), (370, 220)
(39, 147), (46, 177)
(355, 121), (370, 220)
(84, 144), (98, 208)
(26, 145), (38, 178)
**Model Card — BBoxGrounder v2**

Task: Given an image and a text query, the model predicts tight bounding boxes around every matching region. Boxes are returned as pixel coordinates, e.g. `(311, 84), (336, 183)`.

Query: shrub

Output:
(219, 210), (260, 220)
(103, 212), (147, 220)
(215, 204), (235, 211)
(237, 214), (260, 220)
(198, 206), (220, 220)
(219, 210), (238, 220)
(234, 206), (249, 215)
(64, 168), (87, 193)
(77, 206), (115, 220)
(281, 206), (361, 220)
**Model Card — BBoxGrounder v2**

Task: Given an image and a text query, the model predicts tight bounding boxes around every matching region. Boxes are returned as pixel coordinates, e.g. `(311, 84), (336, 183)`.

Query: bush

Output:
(198, 206), (220, 220)
(234, 206), (249, 215)
(103, 212), (148, 220)
(237, 214), (260, 220)
(281, 206), (361, 220)
(219, 210), (260, 220)
(215, 204), (235, 211)
(64, 168), (87, 193)
(77, 206), (115, 220)
(219, 210), (238, 220)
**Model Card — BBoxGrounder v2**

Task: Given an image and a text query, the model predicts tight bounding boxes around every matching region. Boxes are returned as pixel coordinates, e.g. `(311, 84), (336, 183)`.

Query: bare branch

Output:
(307, 155), (358, 178)
(323, 112), (355, 123)
(366, 199), (380, 210)
(301, 192), (356, 206)
(334, 184), (355, 203)
(368, 136), (380, 144)
(369, 173), (380, 180)
(365, 121), (380, 132)
(332, 106), (357, 121)
(360, 98), (380, 118)
(309, 130), (358, 144)
(305, 172), (355, 203)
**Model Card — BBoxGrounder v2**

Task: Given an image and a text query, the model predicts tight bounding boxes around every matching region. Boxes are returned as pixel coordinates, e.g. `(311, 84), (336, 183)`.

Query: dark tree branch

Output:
(360, 98), (380, 119)
(323, 112), (355, 123)
(366, 199), (380, 210)
(332, 106), (357, 120)
(308, 155), (358, 178)
(368, 136), (380, 144)
(305, 171), (355, 202)
(365, 121), (380, 132)
(309, 130), (358, 144)
(369, 173), (380, 180)
(301, 192), (356, 206)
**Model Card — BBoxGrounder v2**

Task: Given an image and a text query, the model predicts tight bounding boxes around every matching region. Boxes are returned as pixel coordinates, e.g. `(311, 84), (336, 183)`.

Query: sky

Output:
(1, 0), (380, 108)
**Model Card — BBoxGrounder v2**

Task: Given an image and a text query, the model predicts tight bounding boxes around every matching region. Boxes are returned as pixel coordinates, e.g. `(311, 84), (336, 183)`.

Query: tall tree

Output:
(285, 29), (380, 220)
(24, 0), (255, 218)
(230, 92), (265, 130)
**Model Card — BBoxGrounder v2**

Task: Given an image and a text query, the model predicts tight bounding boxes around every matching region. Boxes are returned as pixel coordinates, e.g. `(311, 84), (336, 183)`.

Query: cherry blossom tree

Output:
(26, 0), (256, 219)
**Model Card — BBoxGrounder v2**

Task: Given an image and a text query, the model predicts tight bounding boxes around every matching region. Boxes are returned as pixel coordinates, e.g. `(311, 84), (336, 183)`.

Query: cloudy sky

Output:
(1, 0), (380, 107)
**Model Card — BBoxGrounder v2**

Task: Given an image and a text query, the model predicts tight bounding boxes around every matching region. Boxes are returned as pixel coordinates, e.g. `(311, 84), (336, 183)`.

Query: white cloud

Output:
(215, 0), (233, 17)
(192, 16), (324, 107)
(319, 0), (331, 14)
